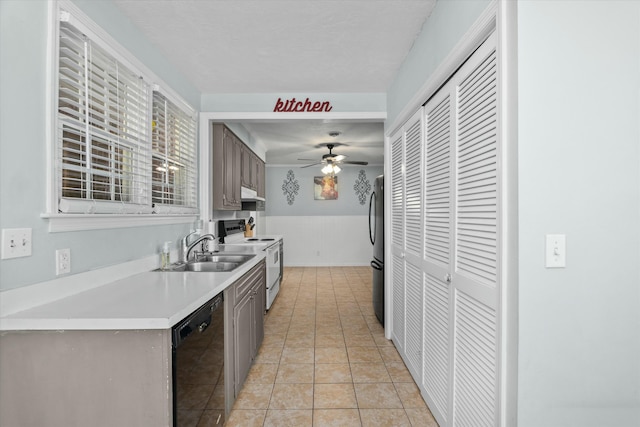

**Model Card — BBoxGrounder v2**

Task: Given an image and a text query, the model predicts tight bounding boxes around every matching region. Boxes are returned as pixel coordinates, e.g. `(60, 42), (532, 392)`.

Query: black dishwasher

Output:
(172, 292), (225, 426)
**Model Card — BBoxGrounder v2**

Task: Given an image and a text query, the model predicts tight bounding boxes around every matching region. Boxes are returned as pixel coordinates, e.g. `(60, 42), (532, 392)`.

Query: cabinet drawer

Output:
(235, 260), (265, 302)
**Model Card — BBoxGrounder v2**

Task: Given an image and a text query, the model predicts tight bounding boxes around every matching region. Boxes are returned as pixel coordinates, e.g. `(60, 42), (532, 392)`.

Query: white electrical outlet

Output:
(56, 248), (71, 275)
(1, 228), (32, 259)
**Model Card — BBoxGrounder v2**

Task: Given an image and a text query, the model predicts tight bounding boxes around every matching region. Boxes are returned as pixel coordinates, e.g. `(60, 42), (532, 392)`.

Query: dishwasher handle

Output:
(173, 293), (222, 347)
(197, 321), (210, 333)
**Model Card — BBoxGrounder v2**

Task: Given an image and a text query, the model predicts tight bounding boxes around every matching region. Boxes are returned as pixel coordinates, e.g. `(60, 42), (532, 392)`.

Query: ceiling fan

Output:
(298, 143), (369, 170)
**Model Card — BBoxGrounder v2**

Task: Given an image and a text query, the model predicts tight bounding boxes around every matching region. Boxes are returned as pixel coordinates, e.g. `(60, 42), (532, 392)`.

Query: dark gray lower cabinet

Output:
(233, 290), (253, 391)
(253, 278), (265, 349)
(224, 259), (266, 412)
(0, 330), (172, 426)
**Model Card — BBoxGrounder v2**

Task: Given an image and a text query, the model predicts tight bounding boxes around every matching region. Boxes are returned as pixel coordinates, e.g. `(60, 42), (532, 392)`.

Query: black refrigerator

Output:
(369, 175), (384, 325)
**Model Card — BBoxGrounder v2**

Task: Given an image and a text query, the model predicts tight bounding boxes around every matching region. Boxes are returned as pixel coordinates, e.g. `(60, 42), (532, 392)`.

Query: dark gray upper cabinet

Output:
(212, 124), (242, 210)
(212, 124), (265, 211)
(256, 156), (265, 198)
(241, 145), (253, 190)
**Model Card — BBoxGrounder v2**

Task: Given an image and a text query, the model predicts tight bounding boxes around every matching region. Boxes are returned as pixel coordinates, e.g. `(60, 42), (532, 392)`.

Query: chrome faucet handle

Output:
(179, 230), (200, 263)
(185, 234), (216, 262)
(184, 230), (199, 245)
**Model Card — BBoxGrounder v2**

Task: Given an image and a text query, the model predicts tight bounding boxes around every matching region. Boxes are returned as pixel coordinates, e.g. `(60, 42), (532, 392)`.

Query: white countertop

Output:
(0, 248), (267, 331)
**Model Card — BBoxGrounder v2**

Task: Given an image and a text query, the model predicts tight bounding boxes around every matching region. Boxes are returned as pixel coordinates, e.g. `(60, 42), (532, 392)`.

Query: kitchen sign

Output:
(273, 97), (333, 112)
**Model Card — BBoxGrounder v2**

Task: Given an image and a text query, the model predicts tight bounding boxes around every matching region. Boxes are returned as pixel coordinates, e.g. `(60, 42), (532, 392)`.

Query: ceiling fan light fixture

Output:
(322, 164), (341, 175)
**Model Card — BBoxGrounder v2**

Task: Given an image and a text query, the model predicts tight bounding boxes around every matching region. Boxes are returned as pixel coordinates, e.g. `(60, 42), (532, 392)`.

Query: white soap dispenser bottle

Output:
(161, 241), (171, 270)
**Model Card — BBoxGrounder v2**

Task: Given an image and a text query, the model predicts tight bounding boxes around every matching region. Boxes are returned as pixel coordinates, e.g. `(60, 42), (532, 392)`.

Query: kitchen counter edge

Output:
(0, 251), (267, 332)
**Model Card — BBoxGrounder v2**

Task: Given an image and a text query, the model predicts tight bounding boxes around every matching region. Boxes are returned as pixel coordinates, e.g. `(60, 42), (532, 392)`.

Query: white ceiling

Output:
(113, 0), (437, 165)
(241, 120), (385, 165)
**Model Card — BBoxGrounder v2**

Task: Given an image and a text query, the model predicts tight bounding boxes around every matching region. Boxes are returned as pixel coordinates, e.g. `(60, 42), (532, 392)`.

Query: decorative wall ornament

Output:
(281, 169), (300, 205)
(353, 170), (371, 205)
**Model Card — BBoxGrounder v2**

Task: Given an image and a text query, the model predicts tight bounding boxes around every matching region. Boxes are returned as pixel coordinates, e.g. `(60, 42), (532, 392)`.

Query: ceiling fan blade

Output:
(301, 162), (322, 168)
(342, 161), (369, 165)
(297, 158), (316, 161)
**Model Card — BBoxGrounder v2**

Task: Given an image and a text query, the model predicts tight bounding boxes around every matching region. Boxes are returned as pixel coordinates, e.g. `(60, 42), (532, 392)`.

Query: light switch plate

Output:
(1, 228), (32, 259)
(545, 234), (566, 268)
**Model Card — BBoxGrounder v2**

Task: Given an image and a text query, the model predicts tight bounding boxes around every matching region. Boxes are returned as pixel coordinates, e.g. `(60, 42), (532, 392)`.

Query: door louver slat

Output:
(456, 48), (498, 287)
(390, 127), (406, 351)
(391, 134), (404, 245)
(405, 264), (423, 375)
(453, 291), (497, 427)
(392, 253), (406, 351)
(405, 116), (423, 256)
(425, 95), (451, 266)
(423, 273), (450, 423)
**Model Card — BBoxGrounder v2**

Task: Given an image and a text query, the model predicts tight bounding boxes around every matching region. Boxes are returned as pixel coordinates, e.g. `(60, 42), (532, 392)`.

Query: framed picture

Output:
(314, 175), (338, 200)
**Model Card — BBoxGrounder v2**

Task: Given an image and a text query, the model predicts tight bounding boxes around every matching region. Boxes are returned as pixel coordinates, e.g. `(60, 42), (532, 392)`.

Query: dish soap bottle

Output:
(161, 241), (171, 270)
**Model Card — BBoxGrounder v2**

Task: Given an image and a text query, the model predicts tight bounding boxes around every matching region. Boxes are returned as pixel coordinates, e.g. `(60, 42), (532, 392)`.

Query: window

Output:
(151, 92), (197, 212)
(50, 2), (197, 225)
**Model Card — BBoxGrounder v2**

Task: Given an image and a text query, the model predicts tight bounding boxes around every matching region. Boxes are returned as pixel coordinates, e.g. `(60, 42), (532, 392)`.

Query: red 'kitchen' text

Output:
(273, 97), (333, 112)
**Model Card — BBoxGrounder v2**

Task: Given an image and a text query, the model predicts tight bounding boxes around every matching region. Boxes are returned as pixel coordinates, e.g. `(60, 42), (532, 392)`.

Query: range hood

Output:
(241, 187), (265, 211)
(241, 186), (265, 202)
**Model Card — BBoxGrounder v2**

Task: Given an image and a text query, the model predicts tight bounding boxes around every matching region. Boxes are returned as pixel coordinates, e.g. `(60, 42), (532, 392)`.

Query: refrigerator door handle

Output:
(370, 260), (383, 271)
(369, 191), (376, 245)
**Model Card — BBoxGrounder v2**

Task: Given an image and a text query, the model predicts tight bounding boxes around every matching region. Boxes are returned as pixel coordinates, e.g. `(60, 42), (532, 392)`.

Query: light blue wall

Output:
(386, 0), (491, 127)
(517, 1), (640, 425)
(0, 0), (200, 291)
(265, 166), (382, 216)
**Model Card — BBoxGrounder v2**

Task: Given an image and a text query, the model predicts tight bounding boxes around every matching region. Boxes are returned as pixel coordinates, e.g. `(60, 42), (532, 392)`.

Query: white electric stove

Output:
(218, 220), (283, 310)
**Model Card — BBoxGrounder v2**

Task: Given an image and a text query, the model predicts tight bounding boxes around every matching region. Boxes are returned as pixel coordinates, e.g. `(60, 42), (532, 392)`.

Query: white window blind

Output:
(53, 8), (198, 223)
(151, 92), (197, 213)
(57, 20), (153, 214)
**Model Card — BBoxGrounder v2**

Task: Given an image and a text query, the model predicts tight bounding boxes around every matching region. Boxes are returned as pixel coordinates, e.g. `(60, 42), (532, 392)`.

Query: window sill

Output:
(41, 213), (199, 233)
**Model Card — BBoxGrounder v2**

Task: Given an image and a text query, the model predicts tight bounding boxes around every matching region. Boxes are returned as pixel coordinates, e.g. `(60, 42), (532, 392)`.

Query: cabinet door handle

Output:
(444, 273), (452, 283)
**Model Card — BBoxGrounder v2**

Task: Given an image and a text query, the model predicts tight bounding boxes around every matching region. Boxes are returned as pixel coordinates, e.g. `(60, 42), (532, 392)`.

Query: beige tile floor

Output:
(225, 266), (439, 427)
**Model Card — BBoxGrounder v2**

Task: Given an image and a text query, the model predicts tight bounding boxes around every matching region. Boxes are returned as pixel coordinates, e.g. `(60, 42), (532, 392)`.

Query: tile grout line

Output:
(228, 267), (430, 426)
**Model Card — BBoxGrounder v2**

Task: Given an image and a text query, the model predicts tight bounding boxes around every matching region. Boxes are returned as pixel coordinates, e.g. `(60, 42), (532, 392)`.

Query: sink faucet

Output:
(179, 230), (198, 262)
(184, 234), (216, 262)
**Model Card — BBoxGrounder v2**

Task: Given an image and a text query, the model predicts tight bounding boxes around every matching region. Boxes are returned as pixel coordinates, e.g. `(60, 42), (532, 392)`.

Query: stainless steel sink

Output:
(200, 254), (255, 263)
(153, 253), (255, 273)
(184, 261), (240, 272)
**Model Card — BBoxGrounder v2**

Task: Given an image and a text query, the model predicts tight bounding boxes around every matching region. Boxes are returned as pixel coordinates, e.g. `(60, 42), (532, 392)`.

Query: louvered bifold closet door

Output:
(403, 109), (425, 380)
(451, 32), (499, 427)
(390, 129), (406, 352)
(422, 83), (454, 427)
